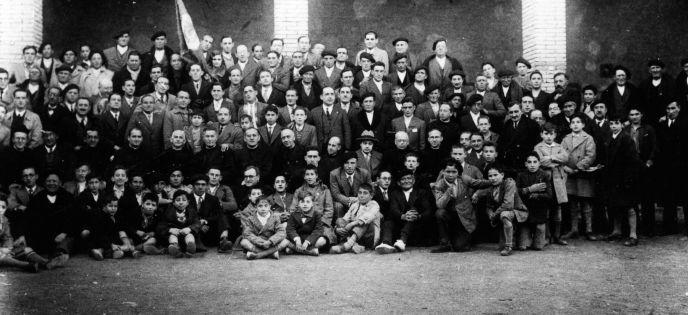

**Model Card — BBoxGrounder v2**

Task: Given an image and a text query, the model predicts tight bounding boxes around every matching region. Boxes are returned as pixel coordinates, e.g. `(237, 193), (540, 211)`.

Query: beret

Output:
(392, 37), (410, 46)
(515, 57), (531, 69)
(647, 58), (665, 68)
(113, 30), (130, 40)
(55, 64), (71, 73)
(321, 50), (336, 58)
(497, 69), (516, 77)
(392, 53), (408, 64)
(424, 84), (441, 95)
(299, 65), (315, 75)
(150, 31), (167, 41)
(359, 52), (375, 63)
(413, 66), (428, 76)
(467, 94), (484, 107)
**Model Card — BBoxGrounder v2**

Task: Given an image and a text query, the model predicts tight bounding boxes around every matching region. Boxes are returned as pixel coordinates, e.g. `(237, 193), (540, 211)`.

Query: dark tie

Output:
(326, 108), (331, 119)
(219, 124), (225, 135)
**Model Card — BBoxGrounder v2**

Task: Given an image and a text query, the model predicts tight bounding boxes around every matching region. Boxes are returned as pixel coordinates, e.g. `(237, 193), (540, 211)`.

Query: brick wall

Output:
(0, 0), (43, 68)
(522, 0), (566, 92)
(274, 0), (308, 55)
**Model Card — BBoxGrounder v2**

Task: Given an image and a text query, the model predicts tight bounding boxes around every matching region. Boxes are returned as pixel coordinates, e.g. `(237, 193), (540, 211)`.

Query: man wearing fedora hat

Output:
(356, 130), (383, 179)
(103, 30), (133, 72)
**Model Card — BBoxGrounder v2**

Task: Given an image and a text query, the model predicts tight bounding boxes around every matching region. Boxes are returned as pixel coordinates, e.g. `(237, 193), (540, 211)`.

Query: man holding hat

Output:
(355, 31), (389, 74)
(314, 50), (342, 90)
(142, 31), (175, 75)
(640, 58), (675, 125)
(492, 69), (523, 106)
(391, 37), (418, 71)
(103, 30), (133, 72)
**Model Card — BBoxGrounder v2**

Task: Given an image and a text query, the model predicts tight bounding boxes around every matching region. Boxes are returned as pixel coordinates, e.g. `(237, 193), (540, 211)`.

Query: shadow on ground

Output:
(2, 236), (688, 314)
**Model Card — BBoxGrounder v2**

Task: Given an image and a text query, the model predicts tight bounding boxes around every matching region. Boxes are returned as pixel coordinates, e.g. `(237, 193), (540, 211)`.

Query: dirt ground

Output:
(1, 235), (688, 314)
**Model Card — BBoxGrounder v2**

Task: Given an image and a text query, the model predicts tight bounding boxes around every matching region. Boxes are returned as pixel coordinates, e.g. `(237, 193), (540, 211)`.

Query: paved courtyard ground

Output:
(1, 235), (688, 314)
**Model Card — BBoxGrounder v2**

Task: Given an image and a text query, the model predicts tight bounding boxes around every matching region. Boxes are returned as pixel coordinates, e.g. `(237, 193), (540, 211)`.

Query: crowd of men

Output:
(0, 28), (686, 268)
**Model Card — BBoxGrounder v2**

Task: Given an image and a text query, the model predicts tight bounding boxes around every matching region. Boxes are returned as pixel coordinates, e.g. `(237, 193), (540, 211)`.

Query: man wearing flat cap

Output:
(103, 30), (133, 72)
(387, 54), (412, 89)
(640, 58), (676, 125)
(513, 57), (532, 91)
(141, 31), (175, 75)
(355, 31), (390, 74)
(391, 37), (419, 71)
(492, 69), (523, 107)
(354, 52), (375, 89)
(314, 50), (342, 90)
(421, 38), (464, 90)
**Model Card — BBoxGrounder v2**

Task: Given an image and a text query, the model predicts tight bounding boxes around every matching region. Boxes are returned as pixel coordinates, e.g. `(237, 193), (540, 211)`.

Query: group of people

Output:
(0, 28), (686, 271)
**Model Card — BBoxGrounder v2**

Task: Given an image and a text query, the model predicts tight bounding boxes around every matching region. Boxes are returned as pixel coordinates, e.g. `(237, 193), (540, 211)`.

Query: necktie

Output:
(147, 114), (153, 125)
(268, 125), (273, 138)
(28, 187), (34, 195)
(114, 112), (119, 122)
(82, 118), (88, 127)
(383, 189), (388, 201)
(198, 195), (204, 205)
(669, 119), (673, 127)
(326, 108), (331, 119)
(219, 124), (225, 135)
(365, 153), (370, 165)
(195, 82), (200, 94)
(348, 175), (354, 188)
(263, 89), (269, 101)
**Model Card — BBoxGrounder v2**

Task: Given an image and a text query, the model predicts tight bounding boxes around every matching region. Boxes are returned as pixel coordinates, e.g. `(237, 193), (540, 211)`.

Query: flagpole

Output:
(175, 0), (185, 53)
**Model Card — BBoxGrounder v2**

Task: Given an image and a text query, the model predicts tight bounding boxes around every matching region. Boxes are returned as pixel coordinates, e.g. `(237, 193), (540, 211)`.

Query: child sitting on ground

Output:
(89, 195), (141, 260)
(281, 191), (326, 256)
(474, 166), (528, 256)
(240, 196), (286, 260)
(157, 190), (200, 258)
(128, 193), (162, 255)
(330, 184), (380, 254)
(0, 197), (40, 272)
(516, 152), (553, 250)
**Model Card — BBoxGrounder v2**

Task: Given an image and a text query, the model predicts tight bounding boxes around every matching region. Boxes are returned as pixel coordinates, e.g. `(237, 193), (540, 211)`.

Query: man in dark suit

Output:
(76, 128), (114, 177)
(390, 101), (426, 151)
(181, 63), (212, 111)
(387, 54), (412, 89)
(7, 166), (43, 240)
(375, 169), (433, 254)
(257, 105), (283, 154)
(256, 69), (286, 107)
(188, 174), (232, 251)
(183, 34), (214, 72)
(59, 97), (99, 150)
(384, 86), (406, 122)
(112, 51), (150, 96)
(309, 87), (352, 150)
(125, 94), (164, 156)
(111, 128), (151, 175)
(356, 131), (383, 179)
(498, 103), (540, 176)
(32, 129), (75, 181)
(625, 108), (658, 236)
(141, 31), (175, 75)
(351, 92), (388, 145)
(359, 62), (391, 111)
(99, 93), (129, 149)
(24, 173), (74, 263)
(314, 50), (342, 90)
(329, 152), (373, 218)
(38, 87), (70, 135)
(372, 170), (393, 218)
(656, 102), (688, 236)
(234, 127), (274, 182)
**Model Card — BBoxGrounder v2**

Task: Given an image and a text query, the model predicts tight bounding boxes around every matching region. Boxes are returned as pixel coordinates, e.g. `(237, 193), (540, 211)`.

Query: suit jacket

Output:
(498, 117), (540, 171)
(112, 67), (150, 96)
(3, 110), (43, 148)
(237, 102), (268, 127)
(258, 123), (283, 152)
(415, 102), (440, 125)
(7, 185), (43, 237)
(387, 70), (412, 89)
(265, 65), (291, 92)
(207, 185), (239, 214)
(126, 111), (165, 155)
(351, 110), (388, 144)
(256, 87), (286, 107)
(356, 149), (382, 178)
(141, 46), (175, 74)
(329, 167), (372, 206)
(314, 66), (342, 90)
(355, 47), (390, 73)
(492, 82), (524, 107)
(204, 99), (237, 123)
(309, 105), (352, 150)
(359, 79), (392, 110)
(162, 108), (190, 149)
(103, 46), (132, 72)
(145, 92), (177, 112)
(37, 104), (70, 136)
(466, 90), (506, 121)
(189, 193), (228, 232)
(303, 52), (322, 67)
(212, 122), (244, 151)
(99, 110), (129, 148)
(230, 59), (261, 88)
(391, 116), (426, 151)
(290, 123), (318, 148)
(623, 124), (657, 163)
(388, 187), (433, 221)
(241, 212), (286, 245)
(286, 210), (323, 245)
(433, 176), (478, 232)
(422, 54), (463, 89)
(156, 205), (202, 237)
(181, 80), (213, 110)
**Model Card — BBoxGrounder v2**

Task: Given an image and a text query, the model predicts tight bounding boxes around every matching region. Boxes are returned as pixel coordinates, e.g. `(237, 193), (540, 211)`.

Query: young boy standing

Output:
(534, 122), (569, 245)
(516, 153), (553, 250)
